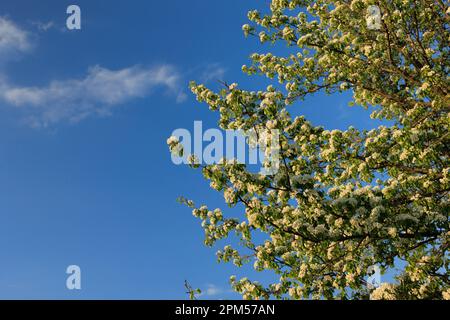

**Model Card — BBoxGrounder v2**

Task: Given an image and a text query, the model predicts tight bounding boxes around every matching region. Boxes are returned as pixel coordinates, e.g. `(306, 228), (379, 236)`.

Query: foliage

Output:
(169, 0), (449, 299)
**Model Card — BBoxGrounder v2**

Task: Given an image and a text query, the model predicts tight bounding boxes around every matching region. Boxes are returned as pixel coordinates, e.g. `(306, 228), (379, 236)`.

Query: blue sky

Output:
(0, 1), (383, 299)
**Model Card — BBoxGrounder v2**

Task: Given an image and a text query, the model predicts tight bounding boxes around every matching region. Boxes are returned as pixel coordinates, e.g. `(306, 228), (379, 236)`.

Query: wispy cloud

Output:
(0, 16), (188, 127)
(200, 63), (227, 83)
(0, 16), (188, 128)
(205, 284), (223, 296)
(198, 284), (233, 298)
(32, 21), (55, 32)
(0, 17), (32, 61)
(1, 64), (186, 127)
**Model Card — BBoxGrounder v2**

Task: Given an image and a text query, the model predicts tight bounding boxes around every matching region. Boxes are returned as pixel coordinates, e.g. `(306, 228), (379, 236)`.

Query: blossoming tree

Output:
(168, 0), (449, 299)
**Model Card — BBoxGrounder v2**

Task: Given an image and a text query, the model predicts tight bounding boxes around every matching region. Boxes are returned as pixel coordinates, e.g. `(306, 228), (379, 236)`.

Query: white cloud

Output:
(199, 284), (233, 297)
(200, 63), (227, 83)
(205, 284), (223, 296)
(32, 21), (55, 32)
(0, 17), (187, 128)
(0, 17), (32, 59)
(1, 64), (186, 127)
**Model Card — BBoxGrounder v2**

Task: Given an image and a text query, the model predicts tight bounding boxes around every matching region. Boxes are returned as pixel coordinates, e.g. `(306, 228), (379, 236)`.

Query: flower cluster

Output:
(169, 0), (449, 300)
(167, 136), (183, 157)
